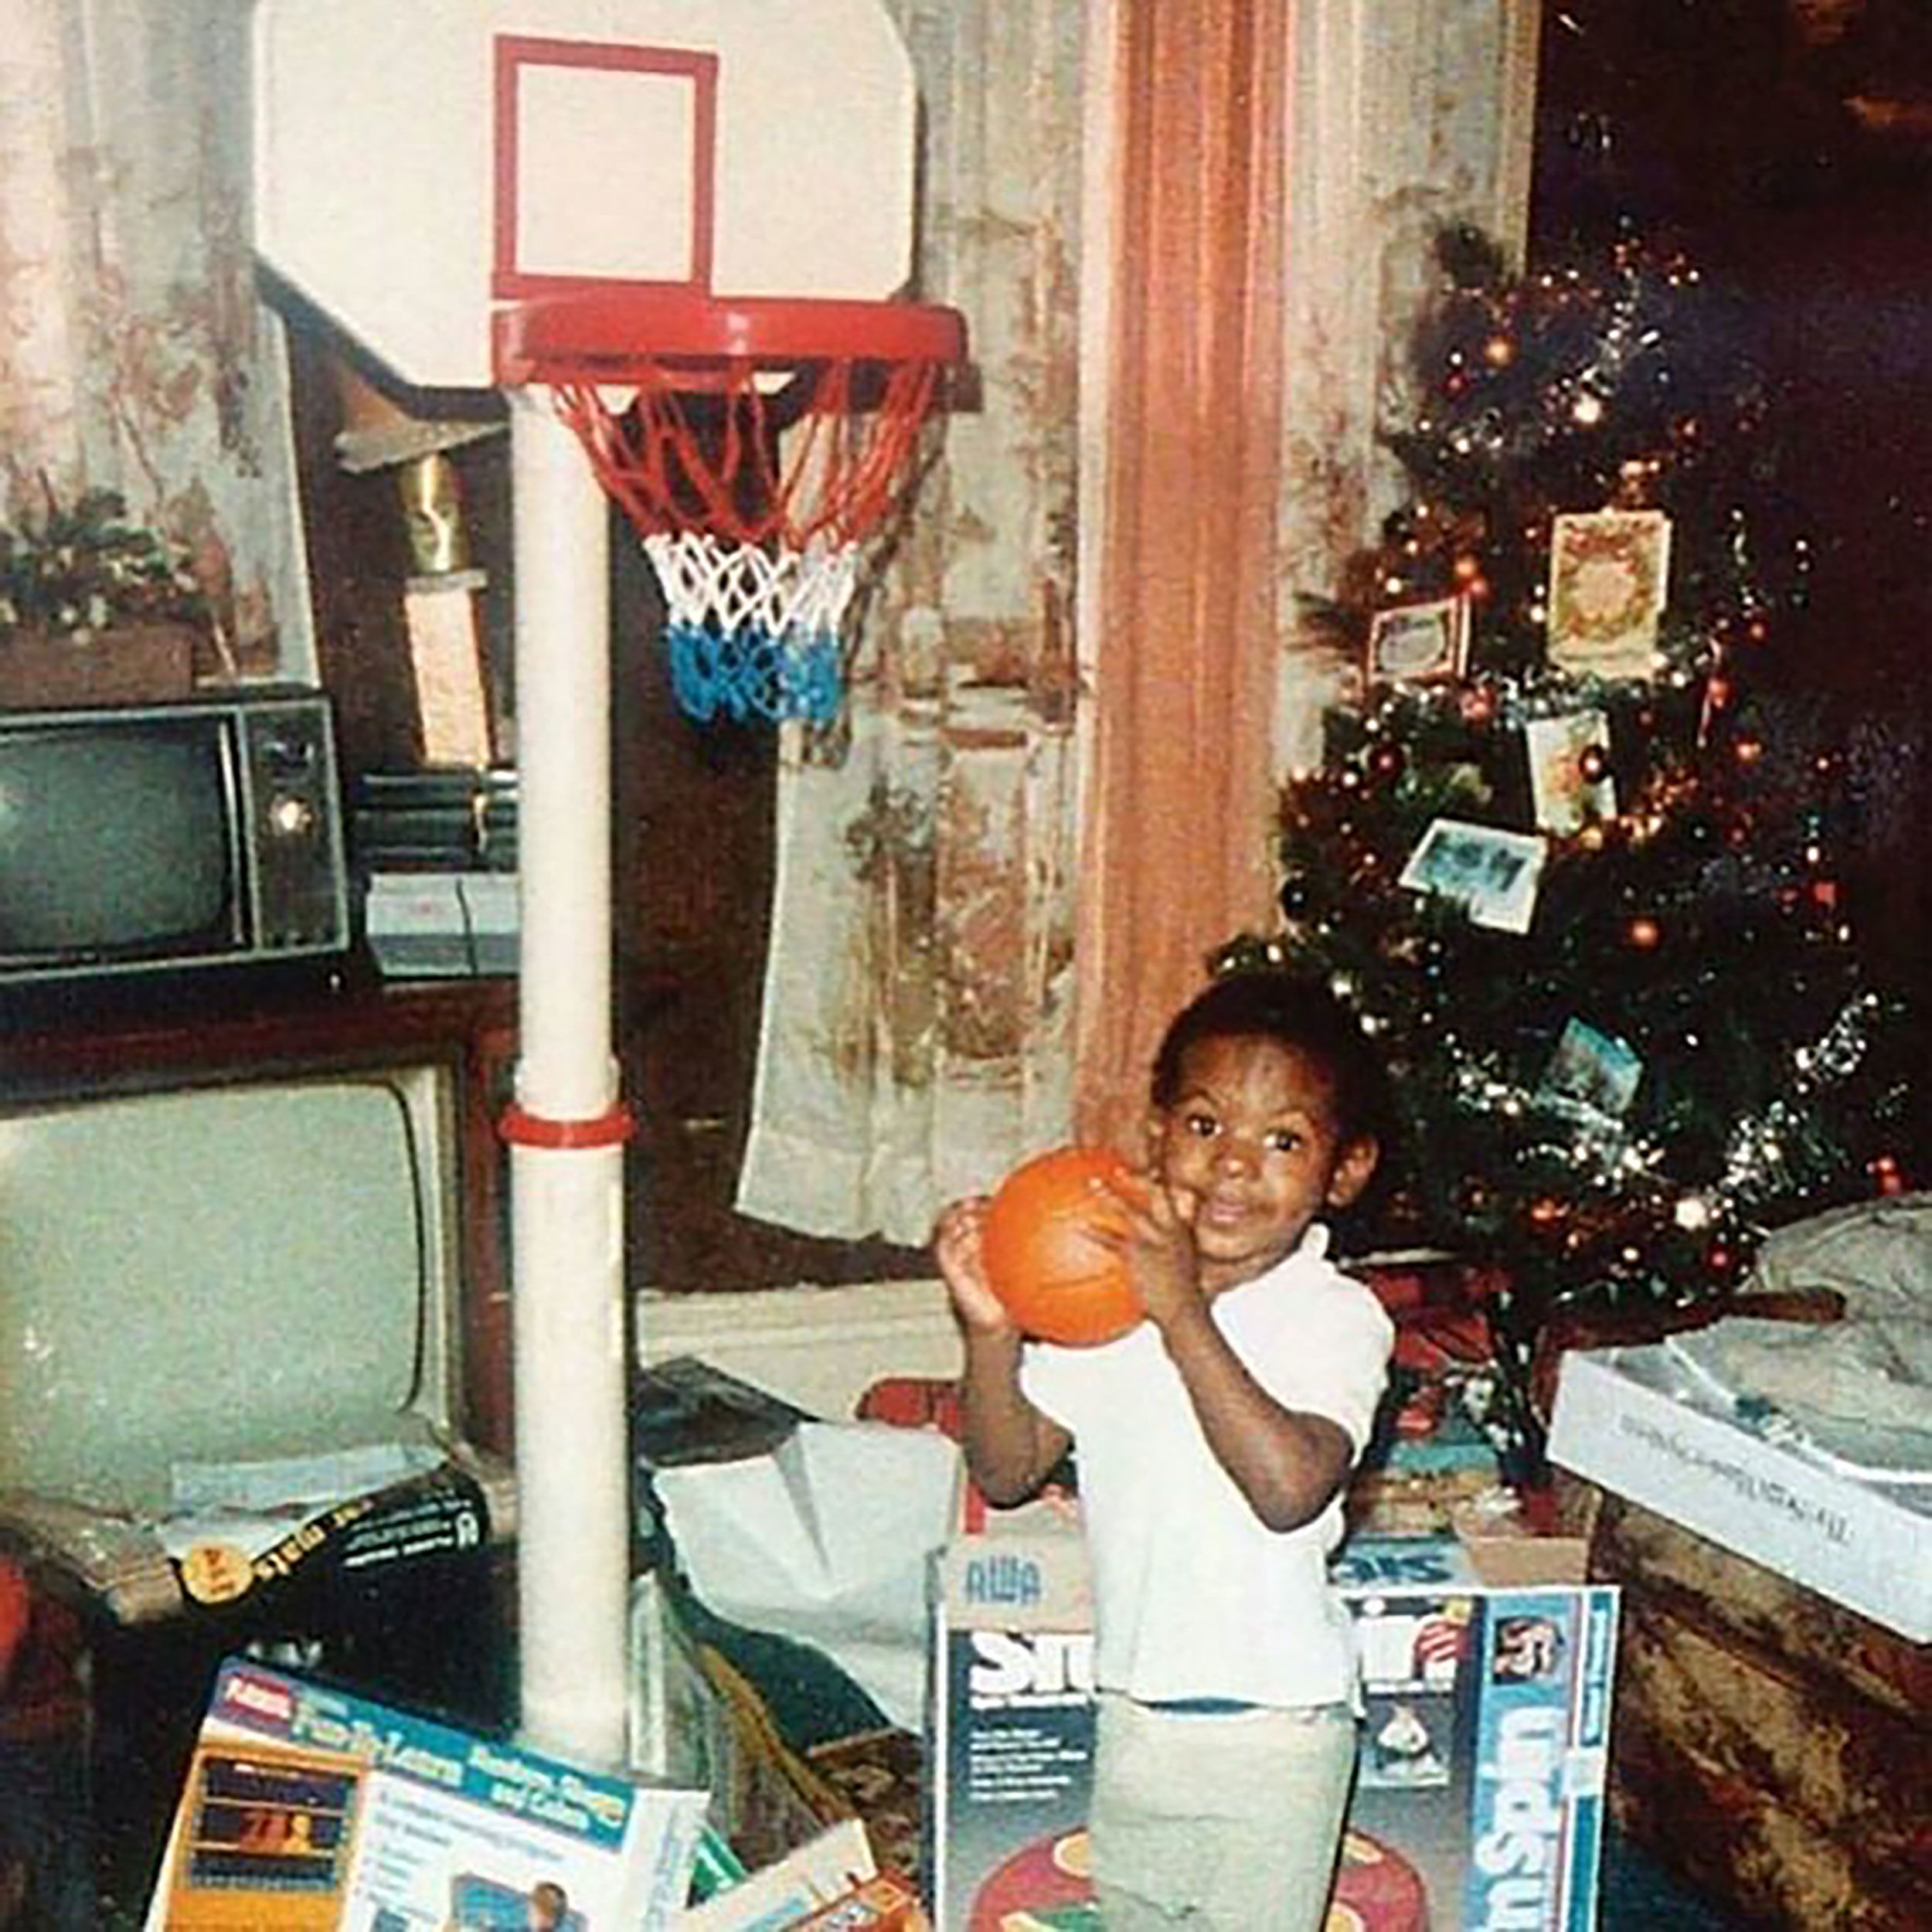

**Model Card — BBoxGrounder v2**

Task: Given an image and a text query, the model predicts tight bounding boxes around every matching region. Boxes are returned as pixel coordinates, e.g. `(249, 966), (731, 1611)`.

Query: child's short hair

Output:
(1150, 969), (1393, 1148)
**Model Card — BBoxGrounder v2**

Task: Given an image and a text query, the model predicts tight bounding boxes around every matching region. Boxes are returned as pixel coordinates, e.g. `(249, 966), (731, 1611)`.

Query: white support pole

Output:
(504, 391), (631, 1767)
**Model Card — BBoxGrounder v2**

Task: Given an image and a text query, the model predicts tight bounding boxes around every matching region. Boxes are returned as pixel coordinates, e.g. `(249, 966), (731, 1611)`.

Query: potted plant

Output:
(0, 486), (209, 707)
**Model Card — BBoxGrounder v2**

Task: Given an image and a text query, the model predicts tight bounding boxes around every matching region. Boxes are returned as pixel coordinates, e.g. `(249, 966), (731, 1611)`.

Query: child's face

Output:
(1146, 1032), (1379, 1293)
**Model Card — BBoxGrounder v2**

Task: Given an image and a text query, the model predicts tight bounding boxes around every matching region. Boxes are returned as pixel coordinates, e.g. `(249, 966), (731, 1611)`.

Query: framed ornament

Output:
(1536, 1017), (1643, 1122)
(1398, 815), (1547, 934)
(1366, 595), (1470, 685)
(1546, 509), (1672, 679)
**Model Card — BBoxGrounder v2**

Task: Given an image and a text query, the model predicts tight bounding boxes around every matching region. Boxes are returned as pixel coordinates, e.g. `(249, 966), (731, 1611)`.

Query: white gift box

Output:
(1548, 1342), (1932, 1641)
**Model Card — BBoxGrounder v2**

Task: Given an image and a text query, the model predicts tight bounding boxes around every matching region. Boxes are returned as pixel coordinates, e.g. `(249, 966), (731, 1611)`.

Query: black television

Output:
(0, 690), (349, 986)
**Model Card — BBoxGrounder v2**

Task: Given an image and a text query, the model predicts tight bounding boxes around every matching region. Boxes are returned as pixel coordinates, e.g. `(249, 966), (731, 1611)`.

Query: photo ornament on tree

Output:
(1398, 817), (1547, 934)
(1536, 1018), (1644, 1123)
(1524, 710), (1617, 835)
(1366, 595), (1471, 685)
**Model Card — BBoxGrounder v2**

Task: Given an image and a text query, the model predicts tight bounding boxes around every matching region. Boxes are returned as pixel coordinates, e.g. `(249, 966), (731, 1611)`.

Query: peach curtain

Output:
(1073, 0), (1292, 1151)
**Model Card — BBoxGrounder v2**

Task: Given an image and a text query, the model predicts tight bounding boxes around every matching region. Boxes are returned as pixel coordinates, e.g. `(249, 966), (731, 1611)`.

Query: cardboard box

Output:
(1449, 1492), (1592, 1589)
(1547, 1343), (1932, 1641)
(142, 1658), (706, 1930)
(927, 1536), (1617, 1932)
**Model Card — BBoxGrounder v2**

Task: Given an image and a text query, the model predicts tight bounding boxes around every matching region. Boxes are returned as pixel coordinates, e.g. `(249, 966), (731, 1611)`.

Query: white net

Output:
(641, 531), (859, 642)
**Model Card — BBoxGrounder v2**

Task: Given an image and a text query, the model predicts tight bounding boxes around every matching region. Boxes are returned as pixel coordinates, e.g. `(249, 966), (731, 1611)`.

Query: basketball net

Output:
(547, 350), (946, 726)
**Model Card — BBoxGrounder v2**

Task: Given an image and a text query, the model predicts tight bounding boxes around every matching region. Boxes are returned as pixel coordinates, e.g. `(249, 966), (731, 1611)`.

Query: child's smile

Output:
(1146, 1032), (1378, 1294)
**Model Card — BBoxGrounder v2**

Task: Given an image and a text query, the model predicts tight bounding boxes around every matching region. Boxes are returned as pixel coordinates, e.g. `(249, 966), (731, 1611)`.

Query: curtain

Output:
(1072, 0), (1293, 1152)
(0, 0), (310, 675)
(734, 0), (1086, 1246)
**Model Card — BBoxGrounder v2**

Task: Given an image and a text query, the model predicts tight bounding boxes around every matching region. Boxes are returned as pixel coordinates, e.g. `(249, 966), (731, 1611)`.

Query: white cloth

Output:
(1020, 1226), (1393, 1708)
(651, 1422), (963, 1731)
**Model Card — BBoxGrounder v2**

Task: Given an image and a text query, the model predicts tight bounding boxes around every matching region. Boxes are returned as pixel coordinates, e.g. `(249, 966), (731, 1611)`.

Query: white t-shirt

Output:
(1020, 1226), (1393, 1708)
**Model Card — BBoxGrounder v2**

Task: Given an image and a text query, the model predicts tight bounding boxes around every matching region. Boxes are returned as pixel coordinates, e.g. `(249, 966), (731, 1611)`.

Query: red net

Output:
(492, 291), (964, 723)
(549, 353), (944, 550)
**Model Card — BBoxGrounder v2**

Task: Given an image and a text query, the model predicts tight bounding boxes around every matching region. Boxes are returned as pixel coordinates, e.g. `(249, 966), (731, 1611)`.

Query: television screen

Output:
(0, 1064), (457, 1515)
(0, 713), (236, 961)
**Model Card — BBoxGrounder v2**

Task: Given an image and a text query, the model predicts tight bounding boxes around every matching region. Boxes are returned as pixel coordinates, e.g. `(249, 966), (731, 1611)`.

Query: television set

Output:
(0, 985), (515, 1552)
(0, 985), (521, 1908)
(0, 689), (349, 987)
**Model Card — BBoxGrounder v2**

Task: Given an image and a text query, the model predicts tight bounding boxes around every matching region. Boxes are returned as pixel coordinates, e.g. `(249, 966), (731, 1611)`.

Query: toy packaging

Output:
(142, 1658), (706, 1930)
(927, 1536), (1617, 1932)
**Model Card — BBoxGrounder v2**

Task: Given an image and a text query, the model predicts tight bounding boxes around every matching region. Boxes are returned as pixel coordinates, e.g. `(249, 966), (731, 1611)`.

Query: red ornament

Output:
(1626, 916), (1662, 951)
(981, 1147), (1142, 1346)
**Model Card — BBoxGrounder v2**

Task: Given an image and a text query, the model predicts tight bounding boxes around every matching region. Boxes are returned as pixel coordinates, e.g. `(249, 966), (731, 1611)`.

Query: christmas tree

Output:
(1247, 228), (1920, 1468)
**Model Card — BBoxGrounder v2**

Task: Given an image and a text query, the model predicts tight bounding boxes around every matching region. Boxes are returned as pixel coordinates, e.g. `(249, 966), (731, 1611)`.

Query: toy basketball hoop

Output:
(495, 287), (964, 726)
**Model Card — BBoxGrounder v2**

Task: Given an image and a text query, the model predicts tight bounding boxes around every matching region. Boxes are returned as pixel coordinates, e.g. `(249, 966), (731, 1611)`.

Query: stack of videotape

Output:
(352, 768), (519, 978)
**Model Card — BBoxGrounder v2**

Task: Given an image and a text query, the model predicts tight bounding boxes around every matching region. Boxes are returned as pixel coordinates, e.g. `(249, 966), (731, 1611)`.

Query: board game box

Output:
(927, 1536), (1617, 1932)
(142, 1657), (707, 1930)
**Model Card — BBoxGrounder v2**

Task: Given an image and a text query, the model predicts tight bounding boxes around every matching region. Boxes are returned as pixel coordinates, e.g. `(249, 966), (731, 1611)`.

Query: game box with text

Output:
(927, 1535), (1617, 1932)
(141, 1658), (707, 1930)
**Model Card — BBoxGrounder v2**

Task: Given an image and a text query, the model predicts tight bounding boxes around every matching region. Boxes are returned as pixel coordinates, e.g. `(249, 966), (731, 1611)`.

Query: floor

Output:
(1599, 1833), (1753, 1930)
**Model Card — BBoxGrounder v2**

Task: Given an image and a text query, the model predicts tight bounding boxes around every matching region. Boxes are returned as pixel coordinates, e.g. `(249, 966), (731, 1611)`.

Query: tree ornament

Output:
(1577, 743), (1610, 784)
(1626, 915), (1662, 950)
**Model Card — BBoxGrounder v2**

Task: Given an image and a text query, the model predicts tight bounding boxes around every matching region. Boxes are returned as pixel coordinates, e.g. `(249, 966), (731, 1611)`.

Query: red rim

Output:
(493, 287), (966, 386)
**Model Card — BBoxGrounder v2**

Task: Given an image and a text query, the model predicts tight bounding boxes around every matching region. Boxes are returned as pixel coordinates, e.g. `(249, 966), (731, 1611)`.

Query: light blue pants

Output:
(1087, 1692), (1358, 1930)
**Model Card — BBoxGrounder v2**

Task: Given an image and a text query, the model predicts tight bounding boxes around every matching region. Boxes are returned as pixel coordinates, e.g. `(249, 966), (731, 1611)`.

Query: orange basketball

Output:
(981, 1145), (1141, 1346)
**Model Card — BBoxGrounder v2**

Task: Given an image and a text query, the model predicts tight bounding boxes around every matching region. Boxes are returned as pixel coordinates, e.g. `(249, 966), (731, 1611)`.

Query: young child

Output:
(934, 969), (1395, 1931)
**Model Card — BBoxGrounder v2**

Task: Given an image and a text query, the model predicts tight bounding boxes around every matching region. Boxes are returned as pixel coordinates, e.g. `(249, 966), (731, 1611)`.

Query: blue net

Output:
(645, 533), (857, 728)
(665, 620), (844, 726)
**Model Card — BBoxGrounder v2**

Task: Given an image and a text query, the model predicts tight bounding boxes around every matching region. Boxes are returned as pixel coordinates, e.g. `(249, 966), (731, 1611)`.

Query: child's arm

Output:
(936, 1197), (1074, 1505)
(1115, 1186), (1355, 1532)
(1158, 1302), (1355, 1532)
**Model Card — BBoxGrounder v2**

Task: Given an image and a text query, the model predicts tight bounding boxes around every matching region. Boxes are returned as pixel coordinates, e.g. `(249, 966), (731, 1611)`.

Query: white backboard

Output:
(254, 0), (922, 389)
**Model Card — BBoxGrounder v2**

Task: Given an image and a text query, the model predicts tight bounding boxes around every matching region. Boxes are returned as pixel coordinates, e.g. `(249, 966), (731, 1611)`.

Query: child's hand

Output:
(934, 1196), (1017, 1339)
(1101, 1169), (1206, 1332)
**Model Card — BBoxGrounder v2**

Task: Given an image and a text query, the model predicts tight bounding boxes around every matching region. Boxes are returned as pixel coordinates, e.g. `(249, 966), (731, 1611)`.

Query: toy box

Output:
(927, 1536), (1617, 1932)
(141, 1658), (706, 1930)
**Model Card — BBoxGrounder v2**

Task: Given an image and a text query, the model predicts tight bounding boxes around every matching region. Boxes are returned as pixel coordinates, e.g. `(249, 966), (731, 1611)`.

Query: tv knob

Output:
(261, 731), (318, 774)
(269, 793), (316, 838)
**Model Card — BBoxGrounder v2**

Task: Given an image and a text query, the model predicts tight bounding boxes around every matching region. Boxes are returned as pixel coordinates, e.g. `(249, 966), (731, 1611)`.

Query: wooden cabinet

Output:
(1591, 1493), (1931, 1930)
(0, 973), (524, 1913)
